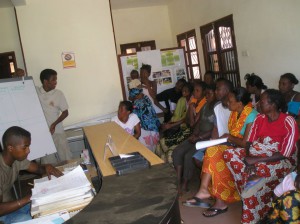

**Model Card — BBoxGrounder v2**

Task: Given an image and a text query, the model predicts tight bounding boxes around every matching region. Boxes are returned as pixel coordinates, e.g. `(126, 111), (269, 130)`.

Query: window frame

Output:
(0, 51), (17, 79)
(200, 15), (241, 87)
(177, 29), (201, 81)
(120, 40), (156, 55)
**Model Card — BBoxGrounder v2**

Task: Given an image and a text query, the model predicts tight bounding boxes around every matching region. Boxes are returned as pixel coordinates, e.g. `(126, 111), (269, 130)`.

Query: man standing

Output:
(37, 69), (72, 163)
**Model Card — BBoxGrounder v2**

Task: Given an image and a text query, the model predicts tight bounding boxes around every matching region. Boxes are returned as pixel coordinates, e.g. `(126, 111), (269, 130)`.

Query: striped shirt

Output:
(248, 113), (298, 157)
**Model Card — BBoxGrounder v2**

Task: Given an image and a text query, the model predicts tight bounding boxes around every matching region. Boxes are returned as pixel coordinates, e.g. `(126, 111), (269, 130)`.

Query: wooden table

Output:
(83, 122), (164, 177)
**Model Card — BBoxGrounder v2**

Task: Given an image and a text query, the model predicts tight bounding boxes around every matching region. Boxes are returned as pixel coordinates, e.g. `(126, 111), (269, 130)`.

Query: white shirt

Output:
(214, 102), (231, 137)
(111, 113), (140, 136)
(250, 89), (265, 109)
(36, 86), (69, 134)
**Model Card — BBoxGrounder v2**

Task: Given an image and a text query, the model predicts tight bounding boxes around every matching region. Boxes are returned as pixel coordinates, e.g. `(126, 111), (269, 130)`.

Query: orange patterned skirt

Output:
(202, 144), (240, 203)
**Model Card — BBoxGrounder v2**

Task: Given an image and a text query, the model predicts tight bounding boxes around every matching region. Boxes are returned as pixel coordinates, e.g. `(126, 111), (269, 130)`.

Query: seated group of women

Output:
(112, 67), (300, 223)
(113, 65), (214, 154)
(178, 73), (300, 223)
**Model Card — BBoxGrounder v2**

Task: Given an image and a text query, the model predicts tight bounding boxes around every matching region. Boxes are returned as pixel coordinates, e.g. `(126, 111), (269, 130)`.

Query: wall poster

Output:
(118, 48), (188, 113)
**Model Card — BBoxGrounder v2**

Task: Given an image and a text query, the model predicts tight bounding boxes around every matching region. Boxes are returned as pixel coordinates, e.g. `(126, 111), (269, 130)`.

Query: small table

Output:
(83, 122), (164, 177)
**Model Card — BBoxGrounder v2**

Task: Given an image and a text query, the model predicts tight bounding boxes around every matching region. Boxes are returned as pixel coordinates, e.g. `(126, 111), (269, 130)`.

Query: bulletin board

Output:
(117, 47), (188, 113)
(0, 77), (57, 160)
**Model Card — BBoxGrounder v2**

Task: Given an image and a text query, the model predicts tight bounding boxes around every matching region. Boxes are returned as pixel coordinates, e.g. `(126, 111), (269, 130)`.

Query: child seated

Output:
(274, 171), (298, 197)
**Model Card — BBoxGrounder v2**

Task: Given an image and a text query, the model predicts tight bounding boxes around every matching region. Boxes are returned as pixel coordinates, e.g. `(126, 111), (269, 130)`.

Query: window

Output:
(120, 40), (156, 55)
(200, 15), (241, 87)
(0, 51), (17, 79)
(177, 29), (201, 80)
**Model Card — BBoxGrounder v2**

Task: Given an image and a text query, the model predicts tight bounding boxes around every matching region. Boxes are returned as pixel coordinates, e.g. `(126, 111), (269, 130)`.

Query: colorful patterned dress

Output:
(202, 103), (257, 203)
(133, 94), (160, 152)
(264, 190), (300, 223)
(224, 113), (299, 224)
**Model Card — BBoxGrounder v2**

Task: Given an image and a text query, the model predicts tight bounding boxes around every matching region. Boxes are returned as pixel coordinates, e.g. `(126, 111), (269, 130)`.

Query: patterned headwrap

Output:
(129, 88), (143, 98)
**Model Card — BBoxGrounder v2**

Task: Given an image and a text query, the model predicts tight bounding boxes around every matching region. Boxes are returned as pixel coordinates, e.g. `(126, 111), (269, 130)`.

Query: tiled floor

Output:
(178, 174), (243, 224)
(179, 191), (242, 224)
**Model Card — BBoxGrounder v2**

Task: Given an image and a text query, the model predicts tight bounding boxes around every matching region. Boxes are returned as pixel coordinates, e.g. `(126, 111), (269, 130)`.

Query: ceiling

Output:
(0, 0), (170, 9)
(110, 0), (171, 10)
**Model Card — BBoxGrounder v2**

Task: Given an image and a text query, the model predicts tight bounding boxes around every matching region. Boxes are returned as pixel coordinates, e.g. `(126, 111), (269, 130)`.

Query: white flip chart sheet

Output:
(0, 77), (57, 160)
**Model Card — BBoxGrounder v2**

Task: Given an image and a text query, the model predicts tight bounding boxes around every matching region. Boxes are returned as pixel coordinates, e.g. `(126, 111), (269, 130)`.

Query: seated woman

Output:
(156, 79), (187, 122)
(111, 101), (141, 139)
(224, 89), (299, 224)
(185, 81), (207, 129)
(203, 71), (215, 86)
(172, 84), (216, 194)
(156, 83), (193, 162)
(244, 73), (267, 111)
(279, 73), (300, 119)
(129, 88), (160, 152)
(184, 87), (258, 217)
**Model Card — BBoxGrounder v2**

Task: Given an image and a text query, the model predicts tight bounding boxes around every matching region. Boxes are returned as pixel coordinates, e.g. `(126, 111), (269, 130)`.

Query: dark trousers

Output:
(172, 139), (196, 181)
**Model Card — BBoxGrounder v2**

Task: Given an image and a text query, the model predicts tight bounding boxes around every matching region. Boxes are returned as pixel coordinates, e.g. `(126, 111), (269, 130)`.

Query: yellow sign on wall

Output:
(62, 52), (76, 69)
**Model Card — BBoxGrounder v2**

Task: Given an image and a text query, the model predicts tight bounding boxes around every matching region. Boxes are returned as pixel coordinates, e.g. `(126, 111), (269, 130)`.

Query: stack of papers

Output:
(31, 166), (94, 218)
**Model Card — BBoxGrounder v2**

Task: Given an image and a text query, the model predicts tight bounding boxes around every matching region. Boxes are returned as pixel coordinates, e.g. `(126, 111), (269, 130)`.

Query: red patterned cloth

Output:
(224, 113), (298, 224)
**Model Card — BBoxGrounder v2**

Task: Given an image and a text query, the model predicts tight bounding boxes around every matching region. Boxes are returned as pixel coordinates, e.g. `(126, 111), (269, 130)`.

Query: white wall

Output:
(15, 0), (122, 125)
(167, 0), (300, 91)
(112, 5), (174, 54)
(0, 7), (25, 70)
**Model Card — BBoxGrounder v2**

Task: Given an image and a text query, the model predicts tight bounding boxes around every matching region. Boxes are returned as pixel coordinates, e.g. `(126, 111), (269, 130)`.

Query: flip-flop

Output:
(241, 177), (266, 198)
(202, 207), (228, 217)
(182, 196), (211, 208)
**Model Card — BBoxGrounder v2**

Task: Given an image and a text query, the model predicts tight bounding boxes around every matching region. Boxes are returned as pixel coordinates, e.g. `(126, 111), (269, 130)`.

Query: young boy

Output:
(0, 126), (63, 223)
(36, 69), (72, 164)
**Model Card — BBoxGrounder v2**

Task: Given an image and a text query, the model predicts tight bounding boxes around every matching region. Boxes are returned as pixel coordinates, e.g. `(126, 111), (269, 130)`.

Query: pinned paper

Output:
(62, 52), (76, 69)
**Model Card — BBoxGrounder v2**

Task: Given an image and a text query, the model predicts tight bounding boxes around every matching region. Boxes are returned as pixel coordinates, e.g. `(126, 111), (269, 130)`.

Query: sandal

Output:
(182, 196), (211, 208)
(203, 207), (228, 217)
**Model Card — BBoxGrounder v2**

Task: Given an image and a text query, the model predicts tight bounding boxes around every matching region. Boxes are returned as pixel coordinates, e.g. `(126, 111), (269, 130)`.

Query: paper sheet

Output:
(31, 166), (90, 199)
(119, 154), (134, 159)
(12, 211), (70, 224)
(195, 138), (228, 151)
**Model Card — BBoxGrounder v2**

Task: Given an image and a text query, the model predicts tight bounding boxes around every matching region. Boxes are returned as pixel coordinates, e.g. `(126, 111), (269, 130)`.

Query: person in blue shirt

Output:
(279, 73), (300, 118)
